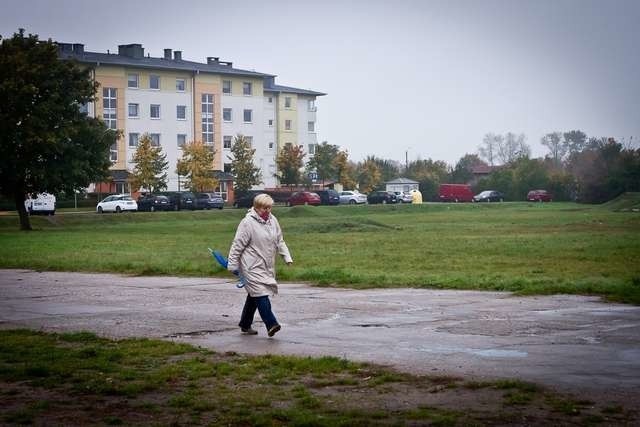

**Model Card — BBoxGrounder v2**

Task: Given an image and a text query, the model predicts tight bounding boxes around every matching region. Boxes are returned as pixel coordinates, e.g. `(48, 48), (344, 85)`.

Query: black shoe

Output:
(241, 327), (258, 335)
(268, 324), (281, 337)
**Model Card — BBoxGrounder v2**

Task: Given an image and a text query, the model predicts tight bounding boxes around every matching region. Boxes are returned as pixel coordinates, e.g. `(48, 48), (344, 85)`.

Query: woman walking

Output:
(227, 194), (292, 337)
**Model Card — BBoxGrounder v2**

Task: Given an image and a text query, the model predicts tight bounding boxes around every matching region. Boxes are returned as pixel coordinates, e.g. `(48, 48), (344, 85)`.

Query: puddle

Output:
(410, 345), (528, 358)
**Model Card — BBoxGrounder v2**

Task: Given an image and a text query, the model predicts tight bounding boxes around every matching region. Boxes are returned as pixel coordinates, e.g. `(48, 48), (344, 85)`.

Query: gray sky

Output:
(2, 0), (639, 166)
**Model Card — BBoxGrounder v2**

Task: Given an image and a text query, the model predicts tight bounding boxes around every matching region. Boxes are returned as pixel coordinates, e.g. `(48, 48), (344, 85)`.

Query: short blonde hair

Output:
(253, 193), (274, 209)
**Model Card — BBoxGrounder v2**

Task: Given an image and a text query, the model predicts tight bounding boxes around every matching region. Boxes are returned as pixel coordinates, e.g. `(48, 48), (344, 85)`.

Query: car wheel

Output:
(116, 206), (121, 213)
(349, 199), (356, 205)
(98, 207), (103, 214)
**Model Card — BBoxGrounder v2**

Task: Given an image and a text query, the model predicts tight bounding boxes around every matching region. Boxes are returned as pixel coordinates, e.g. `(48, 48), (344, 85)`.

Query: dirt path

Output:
(1, 269), (639, 407)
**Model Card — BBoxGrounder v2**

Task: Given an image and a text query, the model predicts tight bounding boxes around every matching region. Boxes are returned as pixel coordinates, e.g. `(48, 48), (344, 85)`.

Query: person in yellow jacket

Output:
(411, 189), (423, 204)
(228, 194), (292, 337)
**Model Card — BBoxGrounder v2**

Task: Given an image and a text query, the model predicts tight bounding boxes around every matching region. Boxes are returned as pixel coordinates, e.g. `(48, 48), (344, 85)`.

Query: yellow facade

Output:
(193, 74), (222, 168)
(222, 76), (264, 97)
(94, 66), (126, 170)
(277, 92), (298, 150)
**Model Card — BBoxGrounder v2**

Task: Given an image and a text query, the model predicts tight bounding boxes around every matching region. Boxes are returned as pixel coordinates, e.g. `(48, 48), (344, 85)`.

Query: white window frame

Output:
(150, 104), (161, 119)
(149, 75), (160, 90)
(127, 74), (139, 89)
(308, 121), (315, 132)
(223, 108), (232, 122)
(201, 93), (214, 144)
(223, 80), (231, 94)
(285, 119), (292, 131)
(243, 109), (252, 123)
(243, 82), (252, 96)
(128, 103), (139, 118)
(284, 97), (292, 108)
(176, 78), (185, 92)
(177, 134), (186, 147)
(177, 105), (186, 120)
(110, 142), (118, 161)
(102, 88), (117, 130)
(223, 135), (232, 149)
(268, 119), (273, 127)
(129, 133), (139, 147)
(268, 142), (274, 150)
(150, 133), (160, 147)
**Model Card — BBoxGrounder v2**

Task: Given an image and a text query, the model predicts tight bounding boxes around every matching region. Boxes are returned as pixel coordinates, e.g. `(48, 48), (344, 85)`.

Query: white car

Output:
(96, 194), (138, 213)
(394, 192), (414, 203)
(339, 190), (368, 205)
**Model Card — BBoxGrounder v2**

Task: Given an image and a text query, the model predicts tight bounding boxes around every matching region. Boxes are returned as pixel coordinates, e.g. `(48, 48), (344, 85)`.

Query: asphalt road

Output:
(1, 269), (639, 406)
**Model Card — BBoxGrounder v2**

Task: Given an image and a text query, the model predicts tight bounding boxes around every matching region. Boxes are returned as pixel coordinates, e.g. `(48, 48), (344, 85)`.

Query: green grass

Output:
(1, 200), (639, 303)
(2, 329), (636, 426)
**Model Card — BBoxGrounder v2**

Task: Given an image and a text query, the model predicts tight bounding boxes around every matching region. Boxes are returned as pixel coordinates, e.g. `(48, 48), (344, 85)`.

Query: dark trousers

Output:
(239, 295), (279, 331)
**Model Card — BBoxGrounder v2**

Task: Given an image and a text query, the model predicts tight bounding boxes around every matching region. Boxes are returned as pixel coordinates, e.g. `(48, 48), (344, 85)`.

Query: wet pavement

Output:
(1, 269), (639, 405)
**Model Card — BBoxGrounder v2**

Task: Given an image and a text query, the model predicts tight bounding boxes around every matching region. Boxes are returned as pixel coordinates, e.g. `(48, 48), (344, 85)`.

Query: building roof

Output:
(471, 165), (496, 175)
(264, 83), (327, 97)
(57, 43), (273, 78)
(385, 177), (419, 185)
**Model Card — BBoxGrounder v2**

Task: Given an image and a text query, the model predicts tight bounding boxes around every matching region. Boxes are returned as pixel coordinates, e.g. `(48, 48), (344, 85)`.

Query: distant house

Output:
(470, 164), (499, 185)
(385, 177), (419, 193)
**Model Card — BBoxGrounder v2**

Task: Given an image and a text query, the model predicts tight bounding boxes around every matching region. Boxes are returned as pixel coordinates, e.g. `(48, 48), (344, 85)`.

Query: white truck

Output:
(24, 193), (56, 215)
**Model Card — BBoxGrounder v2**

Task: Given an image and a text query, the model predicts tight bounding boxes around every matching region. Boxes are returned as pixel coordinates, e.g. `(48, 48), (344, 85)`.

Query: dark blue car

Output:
(196, 192), (224, 209)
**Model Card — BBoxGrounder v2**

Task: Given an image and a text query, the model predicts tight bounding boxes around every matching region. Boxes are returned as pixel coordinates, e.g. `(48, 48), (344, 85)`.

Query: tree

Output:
(563, 130), (588, 156)
(540, 132), (566, 167)
(497, 132), (530, 164)
(176, 141), (217, 192)
(367, 156), (400, 183)
(0, 29), (116, 230)
(449, 154), (486, 184)
(276, 144), (306, 186)
(478, 133), (501, 166)
(405, 158), (449, 201)
(306, 141), (339, 186)
(334, 150), (357, 189)
(129, 133), (168, 193)
(229, 134), (262, 194)
(356, 156), (382, 193)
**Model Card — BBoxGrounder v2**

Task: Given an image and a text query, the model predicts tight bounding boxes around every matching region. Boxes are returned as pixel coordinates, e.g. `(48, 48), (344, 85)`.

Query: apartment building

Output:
(57, 42), (325, 195)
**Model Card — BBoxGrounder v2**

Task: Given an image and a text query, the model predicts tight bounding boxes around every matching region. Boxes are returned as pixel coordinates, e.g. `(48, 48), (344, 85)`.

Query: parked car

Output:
(527, 190), (552, 202)
(24, 193), (56, 215)
(159, 191), (196, 210)
(339, 190), (368, 205)
(473, 190), (505, 203)
(96, 194), (138, 213)
(287, 191), (321, 206)
(233, 191), (266, 208)
(368, 191), (398, 204)
(394, 191), (414, 203)
(196, 192), (224, 209)
(438, 184), (474, 202)
(137, 194), (175, 212)
(315, 189), (340, 205)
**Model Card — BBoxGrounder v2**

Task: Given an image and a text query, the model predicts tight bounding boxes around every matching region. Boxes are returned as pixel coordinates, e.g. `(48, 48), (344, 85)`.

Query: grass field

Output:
(1, 329), (635, 426)
(1, 199), (639, 303)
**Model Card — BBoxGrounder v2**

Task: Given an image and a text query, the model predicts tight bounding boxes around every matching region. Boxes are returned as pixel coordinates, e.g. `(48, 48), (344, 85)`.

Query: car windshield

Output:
(478, 191), (492, 197)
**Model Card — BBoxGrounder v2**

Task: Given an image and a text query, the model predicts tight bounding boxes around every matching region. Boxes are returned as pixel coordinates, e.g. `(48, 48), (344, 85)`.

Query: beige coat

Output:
(227, 208), (293, 297)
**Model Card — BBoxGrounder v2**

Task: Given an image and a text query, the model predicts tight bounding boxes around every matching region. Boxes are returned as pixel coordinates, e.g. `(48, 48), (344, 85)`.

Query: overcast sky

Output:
(2, 0), (639, 166)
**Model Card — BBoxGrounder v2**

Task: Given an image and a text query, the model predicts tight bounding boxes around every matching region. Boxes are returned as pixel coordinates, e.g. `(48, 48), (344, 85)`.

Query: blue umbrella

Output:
(208, 248), (244, 288)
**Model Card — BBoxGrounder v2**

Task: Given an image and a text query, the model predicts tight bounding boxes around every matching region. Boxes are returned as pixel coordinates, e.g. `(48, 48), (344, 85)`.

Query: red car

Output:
(287, 191), (321, 206)
(527, 190), (552, 202)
